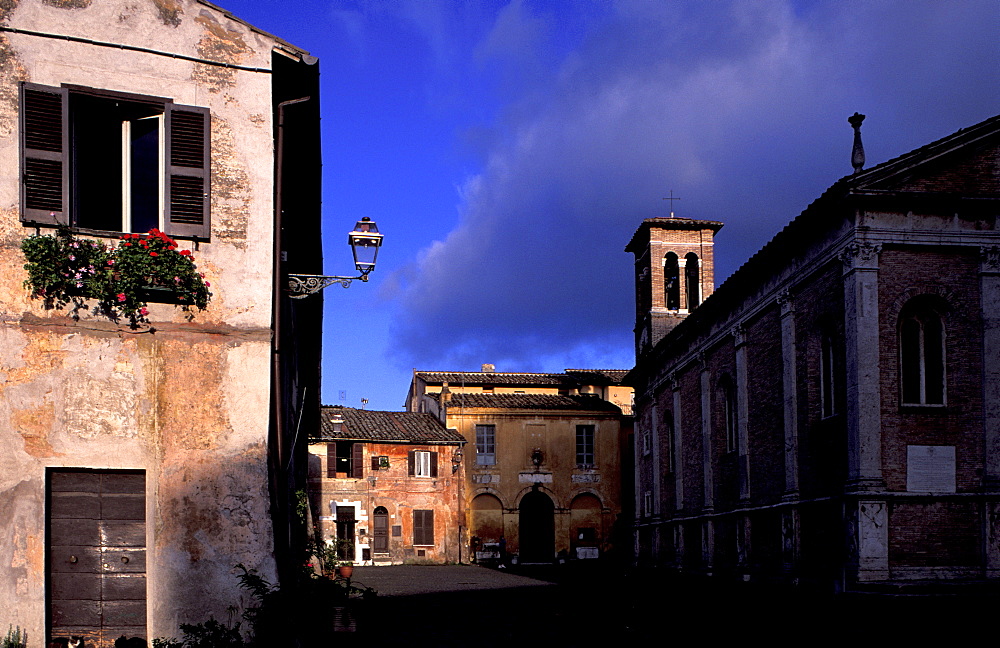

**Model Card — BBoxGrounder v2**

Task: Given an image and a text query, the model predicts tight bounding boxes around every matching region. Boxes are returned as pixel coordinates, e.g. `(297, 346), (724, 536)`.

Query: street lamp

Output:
(288, 217), (384, 298)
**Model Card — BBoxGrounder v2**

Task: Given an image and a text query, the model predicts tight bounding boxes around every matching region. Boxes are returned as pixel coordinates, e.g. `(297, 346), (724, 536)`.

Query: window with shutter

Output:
(20, 82), (210, 240)
(413, 509), (434, 546)
(326, 443), (337, 479)
(411, 451), (434, 478)
(351, 443), (364, 479)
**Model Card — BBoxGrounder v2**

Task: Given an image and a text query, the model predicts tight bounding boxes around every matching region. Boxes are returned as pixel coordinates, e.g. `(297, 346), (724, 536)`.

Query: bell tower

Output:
(626, 217), (723, 358)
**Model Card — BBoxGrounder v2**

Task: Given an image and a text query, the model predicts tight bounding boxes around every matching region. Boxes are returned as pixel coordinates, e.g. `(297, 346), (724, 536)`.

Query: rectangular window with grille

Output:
(475, 424), (496, 465)
(576, 425), (595, 468)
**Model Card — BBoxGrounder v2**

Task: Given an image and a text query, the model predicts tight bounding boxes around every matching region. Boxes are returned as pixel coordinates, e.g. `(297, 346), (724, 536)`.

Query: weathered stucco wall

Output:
(0, 0), (293, 643)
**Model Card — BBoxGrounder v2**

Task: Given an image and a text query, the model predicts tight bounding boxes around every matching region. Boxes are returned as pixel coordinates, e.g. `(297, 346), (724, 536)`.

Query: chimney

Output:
(441, 381), (452, 402)
(482, 363), (495, 373)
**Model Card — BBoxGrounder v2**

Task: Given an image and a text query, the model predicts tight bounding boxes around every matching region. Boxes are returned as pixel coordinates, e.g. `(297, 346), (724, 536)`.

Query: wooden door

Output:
(49, 470), (146, 648)
(372, 507), (388, 554)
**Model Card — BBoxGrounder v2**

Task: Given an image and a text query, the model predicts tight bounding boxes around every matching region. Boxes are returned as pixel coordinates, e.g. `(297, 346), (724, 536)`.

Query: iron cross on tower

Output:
(662, 190), (680, 218)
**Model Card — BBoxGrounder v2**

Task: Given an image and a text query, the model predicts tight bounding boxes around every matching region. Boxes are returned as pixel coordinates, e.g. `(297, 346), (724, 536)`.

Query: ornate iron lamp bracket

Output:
(287, 273), (368, 298)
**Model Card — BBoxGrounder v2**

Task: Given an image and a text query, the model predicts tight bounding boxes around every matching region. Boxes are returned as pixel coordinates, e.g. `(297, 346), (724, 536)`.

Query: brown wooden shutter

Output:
(20, 83), (68, 226)
(165, 103), (210, 240)
(326, 443), (337, 478)
(351, 443), (364, 479)
(429, 452), (438, 478)
(413, 510), (434, 546)
(371, 456), (380, 471)
(407, 450), (415, 476)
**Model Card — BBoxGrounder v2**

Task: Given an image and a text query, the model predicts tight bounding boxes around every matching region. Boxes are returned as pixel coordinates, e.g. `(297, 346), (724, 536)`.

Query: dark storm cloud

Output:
(387, 0), (1000, 371)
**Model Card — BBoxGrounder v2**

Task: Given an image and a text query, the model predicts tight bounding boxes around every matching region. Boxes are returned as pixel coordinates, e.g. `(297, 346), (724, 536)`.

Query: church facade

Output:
(628, 114), (1000, 591)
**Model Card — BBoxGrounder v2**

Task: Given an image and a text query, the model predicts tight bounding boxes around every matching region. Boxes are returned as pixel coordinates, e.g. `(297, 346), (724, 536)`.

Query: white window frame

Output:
(414, 450), (432, 477)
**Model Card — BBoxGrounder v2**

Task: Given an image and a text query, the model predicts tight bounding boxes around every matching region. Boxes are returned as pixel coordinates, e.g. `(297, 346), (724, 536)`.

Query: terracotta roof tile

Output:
(415, 368), (629, 386)
(316, 407), (464, 444)
(432, 392), (623, 413)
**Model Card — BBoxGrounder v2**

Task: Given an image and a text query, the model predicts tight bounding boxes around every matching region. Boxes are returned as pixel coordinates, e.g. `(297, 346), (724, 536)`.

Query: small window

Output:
(20, 83), (210, 239)
(576, 425), (595, 468)
(413, 509), (434, 546)
(900, 302), (946, 405)
(370, 455), (389, 471)
(476, 424), (496, 466)
(642, 430), (651, 456)
(409, 450), (438, 478)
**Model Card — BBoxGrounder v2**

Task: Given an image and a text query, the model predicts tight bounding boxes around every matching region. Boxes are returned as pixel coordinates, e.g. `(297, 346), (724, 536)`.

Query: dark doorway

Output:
(48, 469), (146, 648)
(373, 507), (389, 554)
(336, 506), (356, 561)
(518, 489), (554, 563)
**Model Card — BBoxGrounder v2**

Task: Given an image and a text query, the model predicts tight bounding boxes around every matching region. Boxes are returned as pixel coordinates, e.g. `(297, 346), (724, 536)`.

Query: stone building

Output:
(0, 2), (323, 645)
(307, 406), (466, 565)
(408, 368), (633, 563)
(628, 114), (1000, 591)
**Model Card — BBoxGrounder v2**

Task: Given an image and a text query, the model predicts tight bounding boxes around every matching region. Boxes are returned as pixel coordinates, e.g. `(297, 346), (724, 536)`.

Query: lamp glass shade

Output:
(348, 217), (383, 275)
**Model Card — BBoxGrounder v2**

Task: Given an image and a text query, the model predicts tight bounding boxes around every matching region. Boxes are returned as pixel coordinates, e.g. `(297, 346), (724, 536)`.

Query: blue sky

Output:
(219, 0), (1000, 411)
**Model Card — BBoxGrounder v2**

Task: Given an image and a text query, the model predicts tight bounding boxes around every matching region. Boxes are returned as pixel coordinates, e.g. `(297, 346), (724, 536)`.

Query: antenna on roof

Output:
(849, 112), (866, 174)
(361, 398), (368, 410)
(662, 190), (680, 218)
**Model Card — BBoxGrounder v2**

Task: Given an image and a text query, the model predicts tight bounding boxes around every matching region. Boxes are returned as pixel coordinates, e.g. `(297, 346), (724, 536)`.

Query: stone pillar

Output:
(780, 508), (800, 580)
(700, 357), (714, 511)
(778, 290), (800, 499)
(852, 499), (889, 582)
(981, 247), (1000, 487)
(734, 325), (751, 501)
(840, 241), (884, 489)
(672, 378), (684, 511)
(651, 402), (661, 518)
(979, 247), (1000, 575)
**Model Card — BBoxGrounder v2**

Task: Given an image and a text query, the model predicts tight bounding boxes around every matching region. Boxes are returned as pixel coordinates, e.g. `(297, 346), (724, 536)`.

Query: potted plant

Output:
(21, 227), (211, 327)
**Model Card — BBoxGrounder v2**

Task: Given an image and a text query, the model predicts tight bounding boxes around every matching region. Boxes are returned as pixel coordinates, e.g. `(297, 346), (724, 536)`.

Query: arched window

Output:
(685, 253), (700, 309)
(664, 252), (680, 310)
(899, 300), (946, 405)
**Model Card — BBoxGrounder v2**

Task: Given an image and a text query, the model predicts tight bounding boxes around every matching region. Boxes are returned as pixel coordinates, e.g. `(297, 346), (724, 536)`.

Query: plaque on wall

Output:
(906, 445), (956, 493)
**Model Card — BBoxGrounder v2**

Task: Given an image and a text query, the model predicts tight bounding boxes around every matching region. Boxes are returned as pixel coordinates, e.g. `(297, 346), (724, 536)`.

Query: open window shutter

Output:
(326, 443), (337, 478)
(351, 443), (364, 479)
(165, 103), (210, 240)
(20, 83), (67, 226)
(371, 456), (380, 471)
(429, 452), (438, 478)
(408, 451), (415, 476)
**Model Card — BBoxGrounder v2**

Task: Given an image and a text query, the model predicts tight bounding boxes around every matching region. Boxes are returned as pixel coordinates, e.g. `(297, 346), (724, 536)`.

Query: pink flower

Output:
(139, 307), (149, 316)
(204, 281), (210, 287)
(68, 255), (75, 261)
(107, 259), (115, 266)
(117, 293), (126, 302)
(174, 276), (181, 283)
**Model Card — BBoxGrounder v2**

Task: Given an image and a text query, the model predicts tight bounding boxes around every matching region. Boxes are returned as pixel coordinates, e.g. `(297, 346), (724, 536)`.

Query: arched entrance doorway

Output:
(518, 489), (554, 563)
(372, 506), (389, 555)
(471, 493), (504, 543)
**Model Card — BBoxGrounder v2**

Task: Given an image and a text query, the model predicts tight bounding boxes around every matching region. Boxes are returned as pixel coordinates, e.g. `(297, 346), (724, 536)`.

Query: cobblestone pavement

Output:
(326, 563), (998, 646)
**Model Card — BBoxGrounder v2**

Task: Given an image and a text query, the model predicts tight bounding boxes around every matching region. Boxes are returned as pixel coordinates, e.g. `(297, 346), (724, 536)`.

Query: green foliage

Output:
(1, 626), (26, 648)
(151, 618), (242, 648)
(21, 228), (211, 326)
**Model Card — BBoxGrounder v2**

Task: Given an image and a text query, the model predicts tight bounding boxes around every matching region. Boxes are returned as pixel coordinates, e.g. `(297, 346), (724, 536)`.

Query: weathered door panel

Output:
(49, 470), (146, 648)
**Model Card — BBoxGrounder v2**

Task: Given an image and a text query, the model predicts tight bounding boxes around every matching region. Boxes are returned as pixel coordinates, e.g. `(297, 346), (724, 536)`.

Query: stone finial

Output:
(849, 112), (866, 174)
